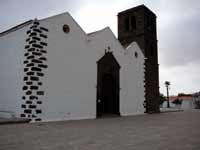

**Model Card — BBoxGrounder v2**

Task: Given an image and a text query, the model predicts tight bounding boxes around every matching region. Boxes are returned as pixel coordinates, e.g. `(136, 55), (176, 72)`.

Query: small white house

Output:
(192, 92), (200, 109)
(0, 12), (145, 122)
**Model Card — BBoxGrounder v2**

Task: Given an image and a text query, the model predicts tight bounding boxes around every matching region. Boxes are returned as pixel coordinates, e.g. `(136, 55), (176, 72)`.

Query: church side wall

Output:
(0, 13), (145, 121)
(39, 14), (96, 121)
(120, 43), (145, 115)
(88, 29), (145, 116)
(0, 27), (28, 118)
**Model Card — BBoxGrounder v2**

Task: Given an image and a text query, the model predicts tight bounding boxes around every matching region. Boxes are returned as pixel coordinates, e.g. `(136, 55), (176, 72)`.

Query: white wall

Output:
(0, 12), (145, 121)
(120, 43), (145, 115)
(0, 25), (29, 118)
(87, 28), (145, 116)
(39, 13), (96, 121)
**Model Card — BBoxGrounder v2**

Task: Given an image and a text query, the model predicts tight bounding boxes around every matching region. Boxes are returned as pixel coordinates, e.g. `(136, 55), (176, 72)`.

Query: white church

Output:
(0, 5), (159, 122)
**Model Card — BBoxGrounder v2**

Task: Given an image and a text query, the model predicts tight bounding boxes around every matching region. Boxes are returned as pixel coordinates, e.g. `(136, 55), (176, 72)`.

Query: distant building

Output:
(192, 91), (200, 109)
(0, 5), (159, 122)
(163, 94), (194, 109)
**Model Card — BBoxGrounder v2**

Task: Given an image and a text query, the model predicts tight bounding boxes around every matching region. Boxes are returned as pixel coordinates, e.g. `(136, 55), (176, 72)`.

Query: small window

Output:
(125, 17), (130, 31)
(134, 52), (138, 58)
(63, 24), (70, 33)
(131, 16), (136, 30)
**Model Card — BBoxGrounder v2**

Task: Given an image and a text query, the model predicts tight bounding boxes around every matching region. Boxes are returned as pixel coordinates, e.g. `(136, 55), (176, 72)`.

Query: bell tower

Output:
(118, 5), (160, 113)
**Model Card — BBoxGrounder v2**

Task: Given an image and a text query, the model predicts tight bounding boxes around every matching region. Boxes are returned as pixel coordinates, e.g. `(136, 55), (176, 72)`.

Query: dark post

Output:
(165, 81), (170, 108)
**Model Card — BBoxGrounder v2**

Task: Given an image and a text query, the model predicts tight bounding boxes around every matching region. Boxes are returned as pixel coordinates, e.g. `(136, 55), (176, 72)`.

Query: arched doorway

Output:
(97, 52), (120, 117)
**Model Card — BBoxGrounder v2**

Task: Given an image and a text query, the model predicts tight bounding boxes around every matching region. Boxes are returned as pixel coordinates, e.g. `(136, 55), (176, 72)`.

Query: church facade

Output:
(0, 5), (159, 122)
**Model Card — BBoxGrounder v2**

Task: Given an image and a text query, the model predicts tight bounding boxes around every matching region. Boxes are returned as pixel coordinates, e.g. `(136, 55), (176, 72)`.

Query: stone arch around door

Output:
(97, 52), (120, 117)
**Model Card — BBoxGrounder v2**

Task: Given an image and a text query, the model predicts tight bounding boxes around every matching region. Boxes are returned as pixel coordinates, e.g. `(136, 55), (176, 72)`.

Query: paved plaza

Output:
(0, 110), (200, 150)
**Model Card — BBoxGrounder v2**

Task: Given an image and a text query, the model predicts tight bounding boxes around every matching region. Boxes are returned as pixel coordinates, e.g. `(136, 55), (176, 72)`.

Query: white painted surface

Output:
(0, 25), (29, 118)
(0, 12), (145, 121)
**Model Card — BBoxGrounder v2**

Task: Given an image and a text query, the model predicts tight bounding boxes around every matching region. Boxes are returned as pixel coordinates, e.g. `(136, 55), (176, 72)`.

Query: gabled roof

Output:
(0, 20), (33, 37)
(97, 51), (120, 68)
(87, 27), (109, 37)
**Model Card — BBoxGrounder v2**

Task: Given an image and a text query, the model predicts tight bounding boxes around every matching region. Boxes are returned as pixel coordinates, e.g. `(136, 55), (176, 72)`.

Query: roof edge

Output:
(118, 4), (156, 17)
(0, 20), (33, 37)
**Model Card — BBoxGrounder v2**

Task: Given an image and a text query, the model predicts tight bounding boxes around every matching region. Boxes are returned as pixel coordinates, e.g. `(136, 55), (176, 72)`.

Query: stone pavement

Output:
(0, 110), (200, 150)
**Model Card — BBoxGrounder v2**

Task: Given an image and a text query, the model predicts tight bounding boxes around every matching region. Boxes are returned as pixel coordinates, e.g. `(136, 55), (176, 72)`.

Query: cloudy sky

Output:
(0, 0), (199, 96)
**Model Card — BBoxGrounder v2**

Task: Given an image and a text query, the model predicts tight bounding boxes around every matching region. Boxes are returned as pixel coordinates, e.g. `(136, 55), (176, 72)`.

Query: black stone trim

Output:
(24, 53), (29, 57)
(40, 27), (48, 32)
(29, 105), (36, 109)
(22, 22), (48, 121)
(26, 90), (32, 95)
(27, 55), (34, 59)
(40, 34), (47, 38)
(27, 72), (35, 76)
(37, 91), (44, 95)
(30, 76), (39, 81)
(32, 36), (41, 41)
(30, 25), (38, 29)
(29, 40), (36, 44)
(26, 81), (33, 85)
(38, 82), (42, 85)
(38, 64), (47, 68)
(22, 86), (28, 90)
(28, 48), (35, 52)
(33, 21), (40, 25)
(39, 57), (47, 61)
(21, 104), (26, 108)
(40, 42), (47, 46)
(37, 101), (42, 104)
(26, 30), (31, 34)
(24, 109), (32, 114)
(32, 44), (43, 49)
(32, 52), (42, 56)
(30, 96), (38, 100)
(33, 28), (42, 33)
(30, 32), (37, 37)
(36, 109), (42, 114)
(35, 118), (41, 121)
(30, 86), (39, 90)
(26, 63), (34, 67)
(37, 72), (44, 76)
(24, 76), (28, 81)
(31, 67), (42, 72)
(26, 38), (30, 42)
(23, 60), (29, 64)
(40, 50), (47, 53)
(26, 101), (32, 104)
(25, 45), (30, 49)
(21, 114), (26, 117)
